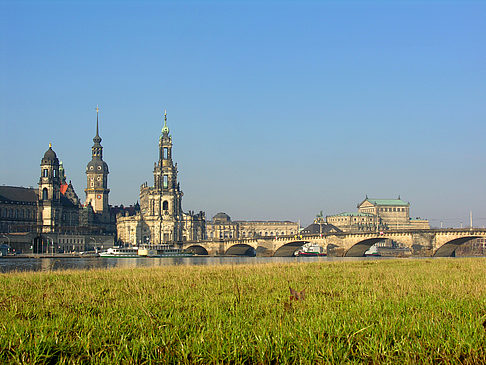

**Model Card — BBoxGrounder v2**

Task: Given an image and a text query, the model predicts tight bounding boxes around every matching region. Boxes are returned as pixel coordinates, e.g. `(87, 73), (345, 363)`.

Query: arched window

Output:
(163, 201), (169, 211)
(42, 188), (48, 200)
(43, 169), (48, 177)
(53, 169), (57, 178)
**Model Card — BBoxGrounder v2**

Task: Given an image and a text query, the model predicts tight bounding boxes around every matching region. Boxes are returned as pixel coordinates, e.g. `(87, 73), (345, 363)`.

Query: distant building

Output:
(206, 212), (299, 240)
(0, 110), (116, 253)
(326, 196), (430, 232)
(300, 217), (342, 235)
(116, 112), (206, 246)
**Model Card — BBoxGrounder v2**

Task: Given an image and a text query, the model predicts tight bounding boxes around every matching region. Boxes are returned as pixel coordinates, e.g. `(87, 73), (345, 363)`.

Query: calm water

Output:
(0, 256), (398, 273)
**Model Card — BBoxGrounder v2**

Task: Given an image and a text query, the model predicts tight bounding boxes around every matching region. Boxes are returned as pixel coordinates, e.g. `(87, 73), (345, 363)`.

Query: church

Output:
(116, 112), (206, 246)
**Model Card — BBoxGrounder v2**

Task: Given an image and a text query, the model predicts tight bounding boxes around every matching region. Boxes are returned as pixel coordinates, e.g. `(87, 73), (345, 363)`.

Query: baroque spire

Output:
(91, 106), (103, 159)
(93, 105), (102, 145)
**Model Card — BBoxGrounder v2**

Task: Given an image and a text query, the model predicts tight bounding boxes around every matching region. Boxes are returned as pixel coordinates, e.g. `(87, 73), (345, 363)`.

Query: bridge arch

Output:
(225, 244), (256, 256)
(185, 245), (209, 255)
(433, 236), (481, 257)
(274, 241), (310, 257)
(344, 238), (388, 257)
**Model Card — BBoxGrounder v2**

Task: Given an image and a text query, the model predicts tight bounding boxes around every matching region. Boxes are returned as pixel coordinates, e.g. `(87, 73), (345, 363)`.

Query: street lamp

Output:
(1, 234), (11, 254)
(46, 236), (55, 255)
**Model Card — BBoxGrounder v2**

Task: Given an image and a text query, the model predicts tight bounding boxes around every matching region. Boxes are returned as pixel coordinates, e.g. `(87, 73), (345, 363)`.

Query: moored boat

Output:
(137, 244), (194, 257)
(294, 243), (326, 257)
(99, 247), (139, 257)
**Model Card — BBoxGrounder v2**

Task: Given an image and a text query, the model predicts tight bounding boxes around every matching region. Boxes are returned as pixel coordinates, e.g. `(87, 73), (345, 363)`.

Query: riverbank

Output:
(1, 258), (485, 363)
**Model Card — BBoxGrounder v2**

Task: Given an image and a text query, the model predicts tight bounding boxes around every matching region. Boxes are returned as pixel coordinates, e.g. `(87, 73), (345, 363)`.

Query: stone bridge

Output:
(181, 228), (486, 257)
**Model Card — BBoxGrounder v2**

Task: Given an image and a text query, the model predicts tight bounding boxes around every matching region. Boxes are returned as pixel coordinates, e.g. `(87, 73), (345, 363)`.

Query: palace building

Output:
(116, 112), (206, 246)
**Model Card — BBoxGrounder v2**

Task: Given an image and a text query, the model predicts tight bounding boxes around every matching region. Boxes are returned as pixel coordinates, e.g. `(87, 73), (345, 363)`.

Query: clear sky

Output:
(1, 0), (485, 227)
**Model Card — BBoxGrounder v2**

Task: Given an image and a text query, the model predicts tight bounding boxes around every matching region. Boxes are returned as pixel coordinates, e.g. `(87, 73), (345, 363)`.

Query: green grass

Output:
(1, 258), (486, 363)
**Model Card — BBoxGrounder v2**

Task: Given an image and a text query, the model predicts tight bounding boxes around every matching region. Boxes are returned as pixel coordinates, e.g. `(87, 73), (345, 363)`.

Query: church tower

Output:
(154, 110), (183, 218)
(38, 143), (61, 232)
(85, 107), (110, 214)
(117, 110), (206, 246)
(139, 111), (184, 243)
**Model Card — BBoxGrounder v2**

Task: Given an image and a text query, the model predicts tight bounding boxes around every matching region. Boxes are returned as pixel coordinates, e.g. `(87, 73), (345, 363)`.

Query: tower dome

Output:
(42, 144), (59, 164)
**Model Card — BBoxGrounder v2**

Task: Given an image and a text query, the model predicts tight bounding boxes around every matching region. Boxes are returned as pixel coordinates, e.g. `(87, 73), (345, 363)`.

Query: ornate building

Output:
(0, 110), (116, 253)
(326, 196), (430, 232)
(206, 212), (299, 240)
(37, 144), (80, 234)
(116, 112), (205, 245)
(82, 107), (115, 232)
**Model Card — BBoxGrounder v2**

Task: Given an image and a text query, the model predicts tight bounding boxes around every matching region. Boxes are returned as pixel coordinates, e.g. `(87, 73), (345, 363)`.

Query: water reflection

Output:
(0, 256), (398, 273)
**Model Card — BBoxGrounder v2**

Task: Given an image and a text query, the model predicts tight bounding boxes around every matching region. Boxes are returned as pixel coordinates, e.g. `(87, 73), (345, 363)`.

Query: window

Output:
(163, 175), (168, 188)
(42, 188), (48, 200)
(53, 169), (57, 178)
(163, 147), (168, 159)
(43, 169), (48, 177)
(163, 201), (169, 211)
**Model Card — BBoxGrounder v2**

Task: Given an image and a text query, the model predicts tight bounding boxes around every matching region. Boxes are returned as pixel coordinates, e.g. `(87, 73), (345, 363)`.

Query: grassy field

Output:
(1, 258), (486, 364)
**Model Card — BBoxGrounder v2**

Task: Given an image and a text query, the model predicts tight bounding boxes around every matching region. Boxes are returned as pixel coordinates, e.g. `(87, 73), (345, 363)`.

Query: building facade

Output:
(0, 110), (116, 253)
(326, 197), (430, 232)
(206, 212), (299, 240)
(116, 112), (206, 246)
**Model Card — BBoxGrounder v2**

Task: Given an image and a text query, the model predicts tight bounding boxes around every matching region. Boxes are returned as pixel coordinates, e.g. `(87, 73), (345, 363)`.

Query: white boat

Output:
(294, 243), (326, 257)
(99, 247), (139, 257)
(138, 244), (194, 257)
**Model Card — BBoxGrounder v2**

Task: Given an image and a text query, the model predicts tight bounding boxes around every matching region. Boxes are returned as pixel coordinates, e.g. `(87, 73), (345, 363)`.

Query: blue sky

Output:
(1, 0), (485, 227)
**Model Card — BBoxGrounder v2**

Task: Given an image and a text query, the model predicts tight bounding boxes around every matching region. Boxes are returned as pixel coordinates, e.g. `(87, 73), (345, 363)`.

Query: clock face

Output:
(97, 195), (102, 199)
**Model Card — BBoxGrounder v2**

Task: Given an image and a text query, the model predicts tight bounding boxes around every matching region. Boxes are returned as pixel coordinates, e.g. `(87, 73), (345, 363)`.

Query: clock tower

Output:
(85, 107), (110, 215)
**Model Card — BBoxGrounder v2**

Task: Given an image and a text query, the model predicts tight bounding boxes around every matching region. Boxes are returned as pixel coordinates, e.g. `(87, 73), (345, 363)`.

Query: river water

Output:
(0, 256), (400, 273)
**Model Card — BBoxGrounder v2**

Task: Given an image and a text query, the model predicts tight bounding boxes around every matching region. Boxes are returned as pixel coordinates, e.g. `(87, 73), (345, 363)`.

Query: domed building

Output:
(37, 143), (81, 233)
(0, 109), (116, 253)
(206, 212), (299, 240)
